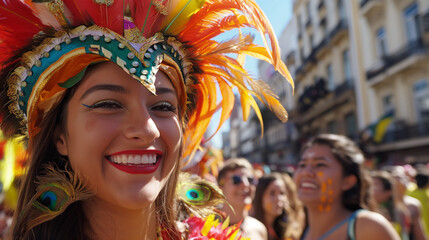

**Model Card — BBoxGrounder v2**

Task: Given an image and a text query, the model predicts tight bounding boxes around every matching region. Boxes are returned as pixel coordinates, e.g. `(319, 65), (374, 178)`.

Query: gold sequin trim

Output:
(94, 0), (114, 6)
(153, 0), (167, 15)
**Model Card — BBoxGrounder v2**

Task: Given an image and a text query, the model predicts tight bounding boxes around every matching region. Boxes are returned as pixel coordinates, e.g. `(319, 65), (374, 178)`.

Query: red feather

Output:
(0, 0), (45, 65)
(63, 0), (125, 34)
(132, 0), (168, 37)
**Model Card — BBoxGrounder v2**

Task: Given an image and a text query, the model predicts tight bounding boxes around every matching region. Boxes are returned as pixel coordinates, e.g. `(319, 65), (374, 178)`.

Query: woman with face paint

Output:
(253, 172), (305, 240)
(0, 1), (293, 239)
(294, 134), (400, 240)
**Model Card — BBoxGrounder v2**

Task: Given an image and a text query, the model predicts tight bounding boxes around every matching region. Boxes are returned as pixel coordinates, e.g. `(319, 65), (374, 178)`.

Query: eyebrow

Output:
(300, 156), (330, 162)
(156, 87), (177, 96)
(80, 84), (128, 100)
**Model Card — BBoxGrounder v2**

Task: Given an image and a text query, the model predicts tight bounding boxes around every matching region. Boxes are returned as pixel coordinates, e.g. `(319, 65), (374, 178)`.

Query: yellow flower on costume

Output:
(184, 214), (249, 240)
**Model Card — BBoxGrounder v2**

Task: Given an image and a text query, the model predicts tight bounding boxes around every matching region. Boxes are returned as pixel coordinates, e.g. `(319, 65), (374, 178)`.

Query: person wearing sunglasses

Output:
(218, 158), (268, 240)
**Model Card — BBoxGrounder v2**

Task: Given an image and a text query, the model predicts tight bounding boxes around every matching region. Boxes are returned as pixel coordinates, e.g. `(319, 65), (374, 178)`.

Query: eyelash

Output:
(316, 163), (327, 167)
(152, 102), (177, 112)
(297, 162), (327, 168)
(82, 100), (122, 109)
(82, 101), (177, 113)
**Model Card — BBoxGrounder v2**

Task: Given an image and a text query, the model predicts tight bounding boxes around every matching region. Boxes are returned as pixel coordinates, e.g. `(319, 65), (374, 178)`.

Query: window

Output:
(327, 120), (337, 133)
(326, 64), (335, 91)
(376, 27), (388, 58)
(300, 47), (304, 63)
(345, 112), (357, 138)
(403, 2), (419, 43)
(382, 94), (394, 114)
(342, 49), (352, 83)
(338, 0), (346, 21)
(322, 21), (328, 38)
(413, 79), (429, 122)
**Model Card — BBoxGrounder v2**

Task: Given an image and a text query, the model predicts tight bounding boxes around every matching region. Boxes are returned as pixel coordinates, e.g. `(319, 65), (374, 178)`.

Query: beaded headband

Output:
(7, 24), (189, 137)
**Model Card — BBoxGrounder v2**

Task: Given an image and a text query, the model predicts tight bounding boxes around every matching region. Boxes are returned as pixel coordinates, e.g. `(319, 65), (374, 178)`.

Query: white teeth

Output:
(302, 182), (318, 188)
(142, 155), (149, 164)
(120, 155), (127, 164)
(110, 154), (158, 165)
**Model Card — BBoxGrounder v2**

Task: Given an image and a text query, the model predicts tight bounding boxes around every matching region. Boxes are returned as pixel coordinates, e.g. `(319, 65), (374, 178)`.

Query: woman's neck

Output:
(304, 202), (352, 239)
(263, 212), (277, 229)
(83, 197), (158, 240)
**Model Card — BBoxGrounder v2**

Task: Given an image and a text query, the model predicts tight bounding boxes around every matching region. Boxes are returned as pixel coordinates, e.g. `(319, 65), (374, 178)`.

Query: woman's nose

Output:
(123, 108), (160, 143)
(300, 165), (316, 178)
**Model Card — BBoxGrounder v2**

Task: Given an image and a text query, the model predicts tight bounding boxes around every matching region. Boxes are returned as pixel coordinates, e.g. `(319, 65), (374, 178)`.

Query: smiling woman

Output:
(294, 134), (400, 240)
(0, 0), (293, 239)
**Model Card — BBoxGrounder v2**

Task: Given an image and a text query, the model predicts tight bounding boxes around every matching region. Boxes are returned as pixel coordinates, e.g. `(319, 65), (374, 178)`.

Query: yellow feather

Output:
(239, 89), (251, 122)
(163, 0), (207, 35)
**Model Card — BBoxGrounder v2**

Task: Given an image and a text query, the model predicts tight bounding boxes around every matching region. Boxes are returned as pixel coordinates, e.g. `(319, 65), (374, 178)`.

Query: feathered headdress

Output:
(0, 0), (293, 158)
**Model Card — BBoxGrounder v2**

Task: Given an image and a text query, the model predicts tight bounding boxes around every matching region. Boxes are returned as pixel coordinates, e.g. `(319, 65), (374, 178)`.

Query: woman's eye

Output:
(316, 163), (327, 168)
(83, 100), (123, 109)
(152, 102), (177, 112)
(297, 162), (306, 168)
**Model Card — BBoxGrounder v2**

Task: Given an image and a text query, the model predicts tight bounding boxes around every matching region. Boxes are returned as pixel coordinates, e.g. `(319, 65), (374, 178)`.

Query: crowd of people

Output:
(1, 132), (428, 240)
(214, 134), (428, 240)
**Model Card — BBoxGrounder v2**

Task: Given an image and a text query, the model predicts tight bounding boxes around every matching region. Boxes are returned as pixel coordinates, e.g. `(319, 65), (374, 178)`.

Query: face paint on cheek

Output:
(318, 177), (333, 213)
(266, 202), (273, 212)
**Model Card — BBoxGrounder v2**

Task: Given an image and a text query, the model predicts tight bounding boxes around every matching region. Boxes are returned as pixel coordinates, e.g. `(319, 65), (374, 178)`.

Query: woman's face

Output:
(371, 177), (392, 203)
(293, 144), (355, 211)
(55, 61), (182, 209)
(262, 179), (287, 218)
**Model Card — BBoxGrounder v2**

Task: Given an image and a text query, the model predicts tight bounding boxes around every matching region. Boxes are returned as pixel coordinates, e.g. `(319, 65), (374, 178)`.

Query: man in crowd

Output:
(218, 158), (268, 240)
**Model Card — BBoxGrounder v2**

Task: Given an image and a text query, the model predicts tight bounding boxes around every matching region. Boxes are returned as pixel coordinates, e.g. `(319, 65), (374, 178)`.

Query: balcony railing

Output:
(313, 37), (328, 56)
(295, 65), (305, 77)
(382, 119), (429, 143)
(329, 19), (348, 39)
(334, 80), (354, 97)
(367, 36), (427, 80)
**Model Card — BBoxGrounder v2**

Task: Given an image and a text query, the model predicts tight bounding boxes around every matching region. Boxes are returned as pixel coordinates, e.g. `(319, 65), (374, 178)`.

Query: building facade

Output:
(357, 0), (429, 165)
(290, 0), (360, 146)
(223, 0), (429, 167)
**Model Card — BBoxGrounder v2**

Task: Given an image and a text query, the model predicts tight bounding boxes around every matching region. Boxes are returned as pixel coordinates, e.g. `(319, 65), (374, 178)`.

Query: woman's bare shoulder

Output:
(242, 216), (268, 240)
(243, 216), (267, 229)
(355, 210), (400, 240)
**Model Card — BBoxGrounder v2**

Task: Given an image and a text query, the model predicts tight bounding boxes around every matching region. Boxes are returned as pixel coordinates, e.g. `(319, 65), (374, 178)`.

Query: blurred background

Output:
(215, 0), (429, 171)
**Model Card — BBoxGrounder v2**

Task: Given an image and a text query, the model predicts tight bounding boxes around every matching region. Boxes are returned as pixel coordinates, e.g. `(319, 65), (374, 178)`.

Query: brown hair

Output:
(5, 63), (183, 240)
(301, 134), (376, 211)
(253, 172), (305, 240)
(217, 158), (254, 186)
(370, 170), (399, 222)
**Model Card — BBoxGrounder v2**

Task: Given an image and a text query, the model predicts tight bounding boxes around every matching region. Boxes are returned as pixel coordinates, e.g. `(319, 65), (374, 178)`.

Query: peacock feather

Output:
(176, 172), (225, 221)
(14, 164), (93, 236)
